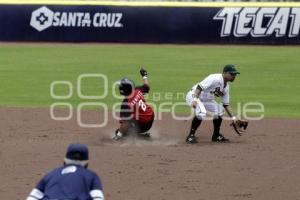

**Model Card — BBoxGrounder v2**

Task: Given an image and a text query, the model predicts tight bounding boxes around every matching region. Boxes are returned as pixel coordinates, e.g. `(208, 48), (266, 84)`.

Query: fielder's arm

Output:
(191, 85), (202, 108)
(223, 105), (237, 121)
(224, 105), (249, 135)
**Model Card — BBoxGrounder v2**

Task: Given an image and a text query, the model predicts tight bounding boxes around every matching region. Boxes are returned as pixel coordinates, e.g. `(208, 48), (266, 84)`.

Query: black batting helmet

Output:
(119, 78), (135, 96)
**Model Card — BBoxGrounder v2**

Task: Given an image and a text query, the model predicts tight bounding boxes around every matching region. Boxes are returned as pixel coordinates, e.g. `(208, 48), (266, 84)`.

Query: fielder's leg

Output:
(186, 116), (202, 143)
(212, 116), (222, 137)
(205, 102), (230, 143)
(185, 91), (206, 144)
(211, 116), (229, 142)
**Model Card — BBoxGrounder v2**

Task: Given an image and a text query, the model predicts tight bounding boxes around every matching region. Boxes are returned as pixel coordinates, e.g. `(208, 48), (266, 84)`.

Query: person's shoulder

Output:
(208, 73), (222, 78)
(202, 73), (221, 82)
(81, 168), (100, 180)
(87, 168), (99, 176)
(76, 166), (97, 175)
(53, 165), (69, 174)
(42, 166), (64, 179)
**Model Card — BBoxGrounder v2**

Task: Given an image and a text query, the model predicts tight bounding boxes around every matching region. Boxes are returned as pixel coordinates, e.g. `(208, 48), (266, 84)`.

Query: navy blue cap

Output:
(223, 64), (240, 75)
(66, 143), (89, 161)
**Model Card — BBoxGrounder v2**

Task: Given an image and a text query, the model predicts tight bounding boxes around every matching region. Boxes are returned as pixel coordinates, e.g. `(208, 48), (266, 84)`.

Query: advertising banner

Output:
(0, 2), (299, 44)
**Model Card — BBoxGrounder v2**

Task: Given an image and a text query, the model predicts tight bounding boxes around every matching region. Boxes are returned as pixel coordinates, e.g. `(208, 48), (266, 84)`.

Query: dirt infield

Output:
(0, 107), (300, 200)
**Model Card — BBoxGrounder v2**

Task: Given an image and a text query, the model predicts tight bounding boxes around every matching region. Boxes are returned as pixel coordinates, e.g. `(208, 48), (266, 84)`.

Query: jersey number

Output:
(138, 100), (147, 111)
(212, 87), (224, 97)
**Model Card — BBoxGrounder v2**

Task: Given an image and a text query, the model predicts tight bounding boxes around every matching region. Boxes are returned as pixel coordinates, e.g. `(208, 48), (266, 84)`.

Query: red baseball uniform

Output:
(120, 84), (153, 123)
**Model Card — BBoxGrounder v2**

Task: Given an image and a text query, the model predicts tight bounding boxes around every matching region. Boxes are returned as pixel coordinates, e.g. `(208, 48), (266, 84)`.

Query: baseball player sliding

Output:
(113, 68), (154, 140)
(185, 64), (241, 144)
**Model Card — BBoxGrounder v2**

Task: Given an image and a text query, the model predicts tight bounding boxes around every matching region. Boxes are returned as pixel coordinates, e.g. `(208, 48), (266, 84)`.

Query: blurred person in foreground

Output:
(26, 143), (104, 200)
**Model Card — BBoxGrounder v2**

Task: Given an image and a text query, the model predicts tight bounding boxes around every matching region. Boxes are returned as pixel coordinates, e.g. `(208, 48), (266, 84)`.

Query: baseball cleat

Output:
(212, 134), (230, 143)
(112, 129), (123, 141)
(139, 132), (151, 138)
(112, 134), (123, 141)
(186, 135), (198, 144)
(138, 132), (152, 141)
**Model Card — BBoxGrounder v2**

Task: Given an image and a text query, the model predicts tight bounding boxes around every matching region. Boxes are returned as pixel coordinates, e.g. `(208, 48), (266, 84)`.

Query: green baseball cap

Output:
(223, 64), (240, 75)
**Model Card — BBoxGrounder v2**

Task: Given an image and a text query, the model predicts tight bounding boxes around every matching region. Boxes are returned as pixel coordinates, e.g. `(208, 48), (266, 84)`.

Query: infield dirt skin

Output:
(0, 107), (299, 200)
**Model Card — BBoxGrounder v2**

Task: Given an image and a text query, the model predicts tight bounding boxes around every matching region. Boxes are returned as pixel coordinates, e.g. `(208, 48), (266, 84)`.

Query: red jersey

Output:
(120, 85), (153, 123)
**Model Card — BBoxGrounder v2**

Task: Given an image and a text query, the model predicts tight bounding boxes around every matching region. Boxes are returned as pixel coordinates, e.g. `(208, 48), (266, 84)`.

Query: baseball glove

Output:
(230, 119), (249, 136)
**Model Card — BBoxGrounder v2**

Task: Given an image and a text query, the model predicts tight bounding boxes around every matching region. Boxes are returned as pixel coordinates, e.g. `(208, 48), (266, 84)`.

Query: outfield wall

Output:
(0, 1), (300, 44)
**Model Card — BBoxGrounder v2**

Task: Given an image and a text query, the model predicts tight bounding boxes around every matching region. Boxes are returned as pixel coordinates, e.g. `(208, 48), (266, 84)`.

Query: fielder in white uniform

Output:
(186, 64), (240, 144)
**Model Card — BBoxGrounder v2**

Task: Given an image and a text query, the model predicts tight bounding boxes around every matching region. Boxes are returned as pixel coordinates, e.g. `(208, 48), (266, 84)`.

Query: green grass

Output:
(0, 44), (299, 118)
